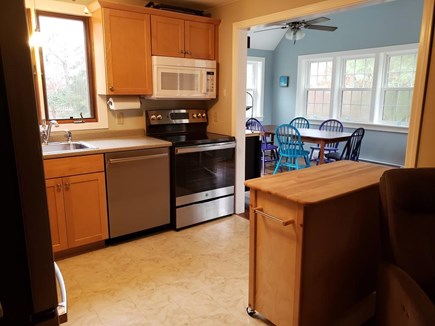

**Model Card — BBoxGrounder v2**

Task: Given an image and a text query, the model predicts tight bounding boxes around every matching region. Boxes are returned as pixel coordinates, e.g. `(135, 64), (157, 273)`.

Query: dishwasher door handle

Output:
(107, 153), (168, 165)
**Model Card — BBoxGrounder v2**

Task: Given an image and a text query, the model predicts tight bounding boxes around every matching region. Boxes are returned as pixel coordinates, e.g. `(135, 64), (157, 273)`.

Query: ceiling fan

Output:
(254, 17), (337, 44)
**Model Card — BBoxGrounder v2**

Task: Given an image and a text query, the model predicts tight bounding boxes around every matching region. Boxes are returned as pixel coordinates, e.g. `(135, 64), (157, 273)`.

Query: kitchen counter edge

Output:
(42, 135), (172, 159)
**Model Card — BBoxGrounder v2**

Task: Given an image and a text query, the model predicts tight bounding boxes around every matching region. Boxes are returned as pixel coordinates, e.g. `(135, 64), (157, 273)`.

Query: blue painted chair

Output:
(246, 118), (278, 175)
(290, 116), (310, 150)
(309, 118), (344, 164)
(273, 124), (310, 174)
(289, 116), (310, 129)
(325, 127), (365, 162)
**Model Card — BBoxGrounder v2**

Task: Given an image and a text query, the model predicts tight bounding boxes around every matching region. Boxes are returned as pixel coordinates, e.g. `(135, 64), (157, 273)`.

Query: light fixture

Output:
(83, 5), (90, 15)
(285, 28), (305, 44)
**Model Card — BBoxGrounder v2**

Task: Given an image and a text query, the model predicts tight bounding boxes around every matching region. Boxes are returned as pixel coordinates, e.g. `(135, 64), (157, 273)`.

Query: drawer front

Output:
(44, 154), (104, 178)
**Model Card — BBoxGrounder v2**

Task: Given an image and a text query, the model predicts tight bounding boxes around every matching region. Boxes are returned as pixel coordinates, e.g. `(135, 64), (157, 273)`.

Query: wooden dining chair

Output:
(309, 119), (344, 164)
(273, 124), (310, 174)
(324, 127), (365, 162)
(290, 117), (310, 150)
(289, 116), (310, 129)
(246, 118), (278, 175)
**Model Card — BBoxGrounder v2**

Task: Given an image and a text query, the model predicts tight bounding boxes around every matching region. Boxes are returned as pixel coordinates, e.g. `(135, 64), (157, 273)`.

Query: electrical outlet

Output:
(116, 112), (124, 125)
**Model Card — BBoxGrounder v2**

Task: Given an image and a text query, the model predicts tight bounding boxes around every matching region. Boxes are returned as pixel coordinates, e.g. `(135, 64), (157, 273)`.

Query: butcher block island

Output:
(244, 161), (391, 326)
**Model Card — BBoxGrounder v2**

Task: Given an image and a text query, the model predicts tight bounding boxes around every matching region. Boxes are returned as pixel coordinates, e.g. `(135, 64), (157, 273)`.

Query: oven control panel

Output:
(147, 109), (207, 125)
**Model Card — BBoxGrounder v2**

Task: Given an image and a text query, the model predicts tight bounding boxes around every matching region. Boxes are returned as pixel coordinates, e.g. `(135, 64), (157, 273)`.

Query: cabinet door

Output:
(185, 21), (215, 60)
(103, 9), (152, 94)
(151, 15), (185, 57)
(45, 178), (68, 252)
(63, 172), (108, 248)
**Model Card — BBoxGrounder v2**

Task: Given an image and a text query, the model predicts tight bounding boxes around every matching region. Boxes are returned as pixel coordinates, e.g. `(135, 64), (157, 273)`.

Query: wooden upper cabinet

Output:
(151, 15), (216, 60)
(151, 16), (185, 58)
(102, 9), (152, 95)
(185, 21), (215, 60)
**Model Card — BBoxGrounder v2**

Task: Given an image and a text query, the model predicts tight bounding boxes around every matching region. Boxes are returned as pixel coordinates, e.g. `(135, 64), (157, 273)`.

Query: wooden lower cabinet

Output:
(44, 155), (108, 253)
(245, 161), (391, 325)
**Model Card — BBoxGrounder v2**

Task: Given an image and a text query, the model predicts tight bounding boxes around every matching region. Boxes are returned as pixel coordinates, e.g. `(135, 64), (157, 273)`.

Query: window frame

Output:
(36, 11), (97, 125)
(296, 43), (418, 132)
(304, 58), (334, 120)
(246, 56), (265, 120)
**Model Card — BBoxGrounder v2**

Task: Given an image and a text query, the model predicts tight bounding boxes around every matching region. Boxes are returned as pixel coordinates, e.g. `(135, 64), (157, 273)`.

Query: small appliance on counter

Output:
(146, 109), (236, 230)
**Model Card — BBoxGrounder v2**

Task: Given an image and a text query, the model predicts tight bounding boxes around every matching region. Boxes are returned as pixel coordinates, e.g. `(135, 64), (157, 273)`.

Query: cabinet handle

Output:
(56, 183), (62, 191)
(253, 207), (294, 226)
(180, 50), (185, 54)
(109, 86), (114, 92)
(185, 50), (191, 55)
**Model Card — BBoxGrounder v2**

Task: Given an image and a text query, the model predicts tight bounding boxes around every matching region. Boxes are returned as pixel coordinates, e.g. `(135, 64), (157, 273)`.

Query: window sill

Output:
(308, 119), (408, 134)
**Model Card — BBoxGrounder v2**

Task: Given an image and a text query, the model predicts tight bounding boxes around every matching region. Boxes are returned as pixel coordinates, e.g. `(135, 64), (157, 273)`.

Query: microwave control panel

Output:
(207, 72), (215, 93)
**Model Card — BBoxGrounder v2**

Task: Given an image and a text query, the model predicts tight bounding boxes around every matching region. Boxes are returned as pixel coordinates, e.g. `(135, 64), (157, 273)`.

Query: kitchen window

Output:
(296, 44), (418, 129)
(36, 11), (96, 124)
(246, 56), (265, 119)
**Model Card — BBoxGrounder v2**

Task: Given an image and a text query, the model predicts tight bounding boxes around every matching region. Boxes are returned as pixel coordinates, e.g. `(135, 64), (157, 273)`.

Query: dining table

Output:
(263, 124), (353, 164)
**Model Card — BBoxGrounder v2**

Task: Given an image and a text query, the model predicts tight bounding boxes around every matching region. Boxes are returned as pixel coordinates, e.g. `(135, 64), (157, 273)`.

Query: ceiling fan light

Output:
(285, 28), (305, 41)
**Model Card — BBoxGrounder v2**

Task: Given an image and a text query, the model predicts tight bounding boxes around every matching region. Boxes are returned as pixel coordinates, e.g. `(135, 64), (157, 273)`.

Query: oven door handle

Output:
(175, 142), (236, 154)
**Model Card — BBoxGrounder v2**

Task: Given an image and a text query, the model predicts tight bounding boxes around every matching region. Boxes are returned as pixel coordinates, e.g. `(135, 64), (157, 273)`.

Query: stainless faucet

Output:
(64, 130), (73, 143)
(40, 119), (59, 145)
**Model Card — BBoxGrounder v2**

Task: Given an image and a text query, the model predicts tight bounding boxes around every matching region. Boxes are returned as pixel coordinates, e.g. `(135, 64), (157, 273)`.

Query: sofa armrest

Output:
(376, 262), (435, 326)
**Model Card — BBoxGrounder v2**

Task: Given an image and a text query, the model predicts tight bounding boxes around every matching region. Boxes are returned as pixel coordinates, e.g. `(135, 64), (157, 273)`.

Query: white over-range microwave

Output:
(148, 56), (217, 100)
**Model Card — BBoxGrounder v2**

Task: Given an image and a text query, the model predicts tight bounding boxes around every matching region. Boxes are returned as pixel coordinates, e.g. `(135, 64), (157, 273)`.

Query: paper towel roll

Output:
(107, 96), (141, 110)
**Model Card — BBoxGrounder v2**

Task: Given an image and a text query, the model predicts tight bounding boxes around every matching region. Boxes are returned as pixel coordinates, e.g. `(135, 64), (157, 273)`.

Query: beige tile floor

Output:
(56, 215), (272, 326)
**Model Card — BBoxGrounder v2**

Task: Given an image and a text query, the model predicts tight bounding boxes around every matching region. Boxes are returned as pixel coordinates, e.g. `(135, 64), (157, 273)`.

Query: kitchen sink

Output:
(42, 141), (97, 153)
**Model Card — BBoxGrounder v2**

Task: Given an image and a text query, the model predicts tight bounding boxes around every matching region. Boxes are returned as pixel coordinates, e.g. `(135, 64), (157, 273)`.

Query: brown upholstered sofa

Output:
(376, 168), (435, 325)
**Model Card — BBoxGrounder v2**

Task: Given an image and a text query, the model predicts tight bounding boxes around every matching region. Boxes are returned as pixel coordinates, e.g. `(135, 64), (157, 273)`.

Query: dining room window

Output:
(306, 59), (333, 119)
(246, 56), (265, 119)
(340, 56), (375, 123)
(36, 11), (96, 124)
(380, 53), (417, 126)
(296, 44), (418, 130)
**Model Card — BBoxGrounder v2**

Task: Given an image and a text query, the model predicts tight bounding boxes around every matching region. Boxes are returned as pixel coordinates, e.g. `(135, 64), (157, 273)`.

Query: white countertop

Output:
(42, 134), (172, 159)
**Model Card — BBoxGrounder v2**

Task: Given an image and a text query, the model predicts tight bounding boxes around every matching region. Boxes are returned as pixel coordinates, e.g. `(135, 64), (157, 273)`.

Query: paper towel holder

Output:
(107, 96), (142, 110)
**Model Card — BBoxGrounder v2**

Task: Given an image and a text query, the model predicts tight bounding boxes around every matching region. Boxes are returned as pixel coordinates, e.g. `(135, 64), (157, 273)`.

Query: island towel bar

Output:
(253, 207), (295, 226)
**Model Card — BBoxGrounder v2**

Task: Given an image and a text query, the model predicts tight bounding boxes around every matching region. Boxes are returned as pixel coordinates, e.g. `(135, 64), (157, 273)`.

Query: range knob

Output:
(202, 113), (206, 118)
(157, 114), (163, 120)
(150, 114), (157, 120)
(192, 113), (197, 118)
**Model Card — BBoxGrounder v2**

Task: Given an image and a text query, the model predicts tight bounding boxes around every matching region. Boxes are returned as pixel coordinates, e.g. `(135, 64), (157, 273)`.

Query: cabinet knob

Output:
(64, 183), (70, 190)
(56, 184), (62, 191)
(180, 50), (185, 54)
(109, 86), (114, 92)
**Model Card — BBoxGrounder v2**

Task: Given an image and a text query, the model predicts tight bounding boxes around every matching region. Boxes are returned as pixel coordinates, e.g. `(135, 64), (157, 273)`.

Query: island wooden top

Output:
(244, 161), (392, 204)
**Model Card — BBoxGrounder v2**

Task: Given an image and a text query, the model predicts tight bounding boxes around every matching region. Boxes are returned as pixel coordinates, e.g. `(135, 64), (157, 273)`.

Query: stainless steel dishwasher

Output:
(105, 147), (170, 240)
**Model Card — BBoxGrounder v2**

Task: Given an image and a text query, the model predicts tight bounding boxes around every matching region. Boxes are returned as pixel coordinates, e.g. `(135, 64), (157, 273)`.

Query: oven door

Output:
(174, 142), (235, 206)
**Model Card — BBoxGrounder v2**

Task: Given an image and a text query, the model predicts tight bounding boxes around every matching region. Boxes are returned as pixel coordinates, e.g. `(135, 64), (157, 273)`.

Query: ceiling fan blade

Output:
(304, 17), (330, 25)
(305, 25), (337, 32)
(254, 26), (287, 33)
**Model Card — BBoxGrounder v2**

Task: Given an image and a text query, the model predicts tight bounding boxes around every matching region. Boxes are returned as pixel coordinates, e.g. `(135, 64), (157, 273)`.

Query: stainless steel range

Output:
(146, 109), (236, 230)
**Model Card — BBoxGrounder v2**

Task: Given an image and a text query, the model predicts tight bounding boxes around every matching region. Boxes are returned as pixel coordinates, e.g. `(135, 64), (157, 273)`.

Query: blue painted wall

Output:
(249, 0), (423, 166)
(247, 49), (274, 125)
